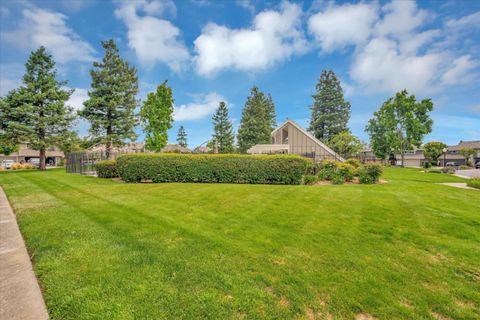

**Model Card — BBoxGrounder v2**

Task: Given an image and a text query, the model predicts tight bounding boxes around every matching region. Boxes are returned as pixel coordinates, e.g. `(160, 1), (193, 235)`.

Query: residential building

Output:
(247, 119), (344, 162)
(439, 140), (480, 166)
(0, 143), (64, 167)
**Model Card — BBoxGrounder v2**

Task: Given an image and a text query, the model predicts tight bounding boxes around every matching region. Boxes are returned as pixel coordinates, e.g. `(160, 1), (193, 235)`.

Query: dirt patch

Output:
(264, 286), (274, 294)
(431, 311), (452, 320)
(305, 308), (315, 320)
(278, 296), (289, 308)
(356, 313), (378, 320)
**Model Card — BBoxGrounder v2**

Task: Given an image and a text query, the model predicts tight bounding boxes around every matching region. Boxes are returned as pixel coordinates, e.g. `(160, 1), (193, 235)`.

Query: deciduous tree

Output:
(328, 131), (363, 159)
(309, 70), (350, 142)
(80, 39), (138, 159)
(140, 81), (174, 152)
(423, 141), (447, 165)
(366, 90), (433, 167)
(459, 148), (476, 166)
(212, 101), (235, 153)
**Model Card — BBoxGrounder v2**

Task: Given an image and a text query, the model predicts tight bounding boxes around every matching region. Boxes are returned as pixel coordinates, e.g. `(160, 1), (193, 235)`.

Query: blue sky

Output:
(1, 0), (479, 148)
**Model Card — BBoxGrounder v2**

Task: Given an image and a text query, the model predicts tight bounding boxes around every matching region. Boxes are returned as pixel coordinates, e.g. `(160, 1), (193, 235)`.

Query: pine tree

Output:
(177, 126), (187, 148)
(237, 87), (277, 153)
(140, 81), (174, 152)
(212, 101), (235, 153)
(309, 70), (350, 142)
(0, 47), (74, 170)
(80, 39), (138, 159)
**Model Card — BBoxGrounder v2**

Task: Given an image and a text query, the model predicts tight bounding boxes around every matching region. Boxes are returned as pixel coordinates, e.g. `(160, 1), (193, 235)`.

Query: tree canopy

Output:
(212, 101), (235, 153)
(328, 131), (363, 159)
(140, 81), (174, 152)
(177, 126), (187, 148)
(80, 39), (138, 159)
(423, 141), (447, 164)
(366, 90), (433, 166)
(309, 70), (350, 142)
(237, 87), (276, 153)
(0, 47), (74, 169)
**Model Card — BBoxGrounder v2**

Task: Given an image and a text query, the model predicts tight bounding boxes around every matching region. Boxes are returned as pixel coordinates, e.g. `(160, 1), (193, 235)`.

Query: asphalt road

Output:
(455, 169), (480, 179)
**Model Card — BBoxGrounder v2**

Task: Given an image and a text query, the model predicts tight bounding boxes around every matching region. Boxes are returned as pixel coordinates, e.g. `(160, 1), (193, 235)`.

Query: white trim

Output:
(272, 119), (345, 161)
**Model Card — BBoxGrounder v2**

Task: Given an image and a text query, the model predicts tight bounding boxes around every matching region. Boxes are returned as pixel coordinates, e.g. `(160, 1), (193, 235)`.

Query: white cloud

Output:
(1, 7), (95, 63)
(114, 0), (189, 71)
(308, 2), (378, 52)
(441, 55), (479, 85)
(66, 88), (89, 110)
(375, 0), (429, 38)
(446, 11), (480, 29)
(174, 93), (226, 121)
(236, 0), (255, 14)
(194, 1), (308, 76)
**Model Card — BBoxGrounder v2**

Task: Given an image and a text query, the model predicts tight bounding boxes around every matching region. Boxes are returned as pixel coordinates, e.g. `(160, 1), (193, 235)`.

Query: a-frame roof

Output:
(272, 119), (345, 162)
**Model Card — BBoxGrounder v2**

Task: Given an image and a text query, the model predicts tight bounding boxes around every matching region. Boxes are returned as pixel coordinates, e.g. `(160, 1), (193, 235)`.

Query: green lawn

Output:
(0, 168), (479, 319)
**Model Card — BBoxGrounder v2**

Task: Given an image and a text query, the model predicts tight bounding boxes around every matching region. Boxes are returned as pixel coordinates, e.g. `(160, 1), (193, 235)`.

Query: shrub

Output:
(337, 163), (355, 182)
(95, 160), (119, 178)
(441, 167), (455, 174)
(345, 158), (361, 168)
(358, 163), (383, 184)
(423, 161), (431, 169)
(116, 154), (309, 185)
(426, 169), (441, 174)
(303, 175), (318, 185)
(11, 163), (23, 170)
(318, 160), (338, 181)
(459, 165), (469, 170)
(467, 178), (480, 189)
(22, 163), (34, 169)
(331, 173), (345, 185)
(0, 166), (5, 171)
(305, 160), (320, 175)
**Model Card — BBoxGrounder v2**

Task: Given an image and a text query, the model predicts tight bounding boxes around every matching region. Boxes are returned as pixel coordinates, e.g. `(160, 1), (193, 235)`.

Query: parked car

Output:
(445, 162), (456, 167)
(1, 160), (15, 169)
(475, 161), (480, 169)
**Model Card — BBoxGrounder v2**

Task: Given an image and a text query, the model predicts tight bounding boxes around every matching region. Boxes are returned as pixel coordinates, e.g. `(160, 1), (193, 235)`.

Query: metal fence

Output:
(66, 152), (120, 176)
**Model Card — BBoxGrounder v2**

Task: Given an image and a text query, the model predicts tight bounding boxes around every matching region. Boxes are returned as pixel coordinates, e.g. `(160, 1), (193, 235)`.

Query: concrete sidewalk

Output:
(0, 187), (49, 320)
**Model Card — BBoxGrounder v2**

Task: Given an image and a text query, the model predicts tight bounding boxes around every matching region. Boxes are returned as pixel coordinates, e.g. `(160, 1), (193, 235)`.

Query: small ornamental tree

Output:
(212, 101), (235, 153)
(366, 90), (433, 167)
(309, 70), (351, 142)
(328, 131), (363, 159)
(177, 126), (187, 148)
(140, 81), (174, 152)
(80, 39), (139, 159)
(423, 141), (447, 165)
(459, 148), (476, 166)
(1, 47), (75, 170)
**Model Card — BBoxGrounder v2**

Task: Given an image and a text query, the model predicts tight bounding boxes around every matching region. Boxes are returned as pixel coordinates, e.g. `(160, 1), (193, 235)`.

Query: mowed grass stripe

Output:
(0, 168), (478, 319)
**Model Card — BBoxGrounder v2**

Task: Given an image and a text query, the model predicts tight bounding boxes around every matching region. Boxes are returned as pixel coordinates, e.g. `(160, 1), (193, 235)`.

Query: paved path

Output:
(437, 182), (477, 190)
(455, 169), (480, 179)
(0, 187), (49, 320)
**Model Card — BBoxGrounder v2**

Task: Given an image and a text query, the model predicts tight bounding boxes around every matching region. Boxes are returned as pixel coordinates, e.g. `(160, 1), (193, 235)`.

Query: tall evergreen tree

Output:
(80, 39), (138, 159)
(212, 101), (235, 153)
(0, 47), (74, 170)
(140, 81), (174, 152)
(237, 87), (277, 153)
(309, 70), (351, 142)
(177, 126), (187, 148)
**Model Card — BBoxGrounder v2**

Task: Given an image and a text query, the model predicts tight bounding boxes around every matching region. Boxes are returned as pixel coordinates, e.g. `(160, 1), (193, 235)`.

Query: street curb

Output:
(0, 186), (49, 320)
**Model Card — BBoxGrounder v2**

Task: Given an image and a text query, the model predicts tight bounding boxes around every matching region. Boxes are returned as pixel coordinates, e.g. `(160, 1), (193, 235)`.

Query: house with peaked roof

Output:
(247, 119), (344, 162)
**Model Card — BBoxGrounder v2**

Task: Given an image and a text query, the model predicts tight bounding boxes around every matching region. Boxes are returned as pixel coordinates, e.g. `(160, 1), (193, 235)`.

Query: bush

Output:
(116, 154), (309, 185)
(441, 167), (455, 174)
(11, 163), (34, 170)
(331, 173), (345, 185)
(358, 163), (383, 184)
(0, 166), (5, 171)
(467, 178), (480, 189)
(459, 165), (470, 170)
(22, 163), (34, 169)
(95, 160), (119, 178)
(337, 163), (355, 182)
(426, 169), (441, 174)
(345, 158), (361, 168)
(303, 175), (318, 185)
(423, 161), (431, 169)
(318, 160), (338, 181)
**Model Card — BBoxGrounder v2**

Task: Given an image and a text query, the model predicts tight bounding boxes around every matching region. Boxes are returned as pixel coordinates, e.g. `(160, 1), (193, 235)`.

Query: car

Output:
(445, 162), (456, 167)
(475, 161), (480, 169)
(1, 160), (15, 169)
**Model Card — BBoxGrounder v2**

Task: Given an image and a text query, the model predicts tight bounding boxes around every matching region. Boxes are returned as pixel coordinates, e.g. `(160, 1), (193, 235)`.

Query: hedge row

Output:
(116, 154), (310, 185)
(95, 160), (119, 178)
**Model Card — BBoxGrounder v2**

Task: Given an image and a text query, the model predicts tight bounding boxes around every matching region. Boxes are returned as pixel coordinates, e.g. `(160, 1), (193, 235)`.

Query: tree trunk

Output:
(106, 139), (113, 160)
(401, 149), (405, 167)
(39, 148), (46, 170)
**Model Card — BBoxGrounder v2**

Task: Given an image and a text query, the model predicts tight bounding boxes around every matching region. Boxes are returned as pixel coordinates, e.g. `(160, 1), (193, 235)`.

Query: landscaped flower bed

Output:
(303, 160), (383, 185)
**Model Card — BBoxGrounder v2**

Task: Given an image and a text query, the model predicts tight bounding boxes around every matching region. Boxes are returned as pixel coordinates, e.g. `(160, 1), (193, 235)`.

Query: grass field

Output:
(0, 168), (479, 319)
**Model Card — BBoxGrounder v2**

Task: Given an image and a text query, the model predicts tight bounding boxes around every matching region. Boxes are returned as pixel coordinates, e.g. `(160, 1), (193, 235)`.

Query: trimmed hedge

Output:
(116, 154), (310, 185)
(95, 160), (119, 178)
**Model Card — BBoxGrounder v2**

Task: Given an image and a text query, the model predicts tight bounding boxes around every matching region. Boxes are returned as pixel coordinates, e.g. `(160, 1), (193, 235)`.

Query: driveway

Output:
(455, 169), (480, 179)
